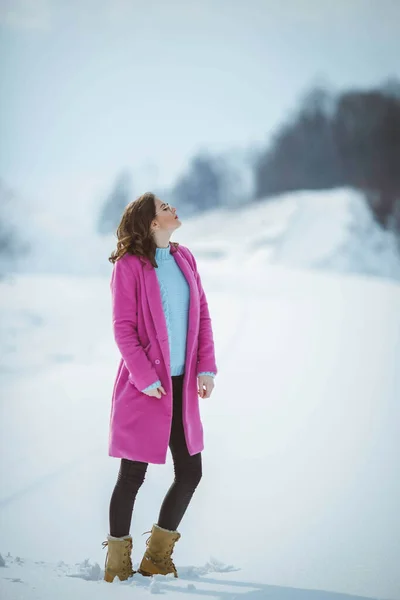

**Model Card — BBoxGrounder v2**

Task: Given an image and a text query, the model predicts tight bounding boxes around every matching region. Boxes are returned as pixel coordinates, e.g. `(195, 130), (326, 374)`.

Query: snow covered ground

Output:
(0, 552), (384, 600)
(1, 189), (399, 599)
(1, 266), (399, 600)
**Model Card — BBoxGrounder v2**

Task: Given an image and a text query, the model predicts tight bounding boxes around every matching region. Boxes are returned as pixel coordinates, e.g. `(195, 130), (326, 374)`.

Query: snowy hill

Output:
(1, 255), (399, 599)
(11, 188), (400, 283)
(177, 189), (400, 281)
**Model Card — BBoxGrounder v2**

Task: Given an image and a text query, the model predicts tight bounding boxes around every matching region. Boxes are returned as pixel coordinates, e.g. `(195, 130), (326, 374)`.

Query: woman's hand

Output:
(142, 386), (167, 399)
(198, 375), (215, 399)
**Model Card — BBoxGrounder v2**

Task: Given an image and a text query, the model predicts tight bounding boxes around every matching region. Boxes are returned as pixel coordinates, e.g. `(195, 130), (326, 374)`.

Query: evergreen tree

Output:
(172, 154), (225, 214)
(98, 171), (132, 235)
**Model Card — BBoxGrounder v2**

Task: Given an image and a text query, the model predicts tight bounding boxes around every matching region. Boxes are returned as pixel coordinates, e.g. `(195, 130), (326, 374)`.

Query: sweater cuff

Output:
(197, 371), (216, 378)
(141, 380), (161, 393)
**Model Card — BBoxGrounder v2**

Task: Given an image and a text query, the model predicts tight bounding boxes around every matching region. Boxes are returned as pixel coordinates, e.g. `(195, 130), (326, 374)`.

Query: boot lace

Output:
(101, 540), (109, 572)
(102, 538), (134, 576)
(142, 531), (177, 573)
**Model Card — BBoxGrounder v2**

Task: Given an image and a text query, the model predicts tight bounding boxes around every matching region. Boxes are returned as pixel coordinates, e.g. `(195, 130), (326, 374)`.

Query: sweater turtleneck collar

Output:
(155, 243), (172, 262)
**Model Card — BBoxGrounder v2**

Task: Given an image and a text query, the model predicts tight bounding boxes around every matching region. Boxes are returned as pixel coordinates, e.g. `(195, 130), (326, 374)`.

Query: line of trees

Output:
(97, 81), (400, 240)
(255, 81), (400, 235)
(97, 149), (253, 233)
(3, 81), (399, 275)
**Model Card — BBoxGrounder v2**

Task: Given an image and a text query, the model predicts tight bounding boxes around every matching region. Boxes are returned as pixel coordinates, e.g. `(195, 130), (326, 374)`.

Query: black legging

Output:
(109, 374), (202, 537)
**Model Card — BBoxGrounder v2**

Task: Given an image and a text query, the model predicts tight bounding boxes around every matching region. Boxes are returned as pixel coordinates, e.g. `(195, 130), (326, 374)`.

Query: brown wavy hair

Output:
(108, 191), (179, 267)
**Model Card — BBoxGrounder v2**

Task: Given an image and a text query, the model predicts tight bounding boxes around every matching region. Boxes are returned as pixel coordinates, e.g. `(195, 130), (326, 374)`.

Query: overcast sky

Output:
(1, 0), (399, 212)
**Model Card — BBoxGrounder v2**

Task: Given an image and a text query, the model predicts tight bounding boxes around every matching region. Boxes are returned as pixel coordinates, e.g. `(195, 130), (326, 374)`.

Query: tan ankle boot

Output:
(138, 524), (181, 578)
(102, 534), (135, 582)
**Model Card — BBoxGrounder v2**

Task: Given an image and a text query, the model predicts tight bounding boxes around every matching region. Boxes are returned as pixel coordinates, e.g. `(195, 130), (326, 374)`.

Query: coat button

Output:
(155, 359), (160, 364)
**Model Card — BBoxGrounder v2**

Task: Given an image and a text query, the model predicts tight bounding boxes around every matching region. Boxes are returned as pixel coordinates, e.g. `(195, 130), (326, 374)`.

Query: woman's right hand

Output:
(142, 386), (167, 399)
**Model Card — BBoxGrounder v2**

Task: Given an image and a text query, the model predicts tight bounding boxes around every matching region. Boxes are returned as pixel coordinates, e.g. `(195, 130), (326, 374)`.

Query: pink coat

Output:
(108, 244), (218, 464)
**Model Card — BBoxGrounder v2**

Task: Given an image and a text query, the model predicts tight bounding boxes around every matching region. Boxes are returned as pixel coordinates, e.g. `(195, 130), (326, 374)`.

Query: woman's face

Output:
(153, 197), (181, 232)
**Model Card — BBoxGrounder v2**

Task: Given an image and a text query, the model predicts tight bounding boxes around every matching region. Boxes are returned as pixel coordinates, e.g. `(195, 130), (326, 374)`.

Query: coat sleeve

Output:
(184, 247), (218, 376)
(110, 256), (161, 391)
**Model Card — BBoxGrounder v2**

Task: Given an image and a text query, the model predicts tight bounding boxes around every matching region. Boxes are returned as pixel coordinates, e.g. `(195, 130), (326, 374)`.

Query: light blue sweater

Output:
(142, 244), (216, 392)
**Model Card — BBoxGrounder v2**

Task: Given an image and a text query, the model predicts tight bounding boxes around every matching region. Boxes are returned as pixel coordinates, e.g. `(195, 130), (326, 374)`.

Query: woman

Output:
(102, 192), (218, 583)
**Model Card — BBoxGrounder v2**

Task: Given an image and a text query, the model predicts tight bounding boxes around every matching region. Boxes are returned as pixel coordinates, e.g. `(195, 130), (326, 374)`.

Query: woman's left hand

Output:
(197, 375), (215, 399)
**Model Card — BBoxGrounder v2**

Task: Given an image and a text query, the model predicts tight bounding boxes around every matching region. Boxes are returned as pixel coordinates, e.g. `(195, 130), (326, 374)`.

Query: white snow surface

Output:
(1, 188), (400, 599)
(1, 260), (399, 600)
